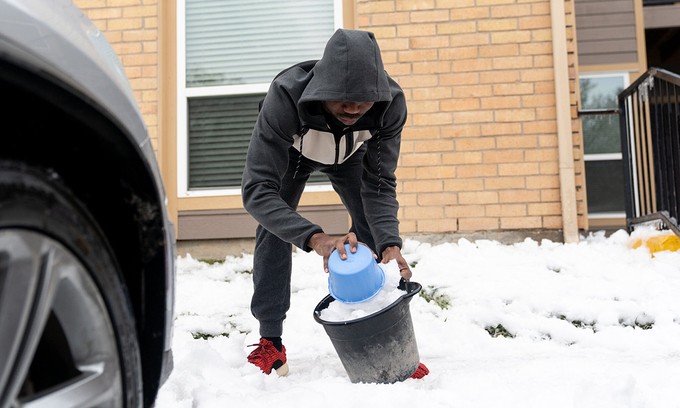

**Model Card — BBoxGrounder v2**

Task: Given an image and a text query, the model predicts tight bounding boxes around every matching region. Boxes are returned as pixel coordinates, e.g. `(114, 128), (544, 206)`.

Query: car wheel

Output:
(0, 160), (142, 407)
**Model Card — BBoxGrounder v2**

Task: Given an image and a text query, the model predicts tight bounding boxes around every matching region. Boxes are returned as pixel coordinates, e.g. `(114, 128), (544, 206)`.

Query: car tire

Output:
(0, 160), (142, 407)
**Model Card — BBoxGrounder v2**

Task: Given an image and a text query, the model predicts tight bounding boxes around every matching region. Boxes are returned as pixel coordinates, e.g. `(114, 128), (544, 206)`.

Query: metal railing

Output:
(618, 67), (680, 236)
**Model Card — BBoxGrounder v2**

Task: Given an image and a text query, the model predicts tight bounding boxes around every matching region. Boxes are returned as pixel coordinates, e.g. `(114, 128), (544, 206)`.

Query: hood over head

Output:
(299, 29), (392, 109)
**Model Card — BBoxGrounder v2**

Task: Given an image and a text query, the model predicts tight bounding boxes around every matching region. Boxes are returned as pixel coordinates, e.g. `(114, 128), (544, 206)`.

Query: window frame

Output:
(176, 0), (344, 198)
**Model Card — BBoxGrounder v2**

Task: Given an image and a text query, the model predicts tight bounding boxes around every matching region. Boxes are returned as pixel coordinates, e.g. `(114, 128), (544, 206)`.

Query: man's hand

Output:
(381, 246), (412, 281)
(308, 232), (359, 273)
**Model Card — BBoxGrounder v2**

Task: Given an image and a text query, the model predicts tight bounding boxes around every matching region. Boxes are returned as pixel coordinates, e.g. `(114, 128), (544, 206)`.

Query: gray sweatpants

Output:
(251, 145), (376, 338)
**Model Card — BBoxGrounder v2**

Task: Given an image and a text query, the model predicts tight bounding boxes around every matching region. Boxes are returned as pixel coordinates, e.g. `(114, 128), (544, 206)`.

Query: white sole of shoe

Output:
(275, 362), (289, 376)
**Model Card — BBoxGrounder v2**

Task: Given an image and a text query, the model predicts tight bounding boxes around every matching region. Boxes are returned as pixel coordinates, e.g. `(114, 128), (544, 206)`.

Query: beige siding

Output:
(574, 0), (638, 65)
(644, 3), (680, 29)
(177, 206), (350, 240)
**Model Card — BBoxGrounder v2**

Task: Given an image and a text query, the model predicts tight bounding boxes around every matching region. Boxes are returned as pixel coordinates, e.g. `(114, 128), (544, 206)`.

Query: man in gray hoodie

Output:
(242, 29), (428, 379)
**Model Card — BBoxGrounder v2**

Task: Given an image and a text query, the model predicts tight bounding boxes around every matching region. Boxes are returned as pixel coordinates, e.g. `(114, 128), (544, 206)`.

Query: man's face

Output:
(322, 101), (375, 126)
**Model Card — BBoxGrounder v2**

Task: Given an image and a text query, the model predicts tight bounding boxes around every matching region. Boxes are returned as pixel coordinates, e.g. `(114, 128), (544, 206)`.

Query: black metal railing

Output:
(618, 67), (680, 236)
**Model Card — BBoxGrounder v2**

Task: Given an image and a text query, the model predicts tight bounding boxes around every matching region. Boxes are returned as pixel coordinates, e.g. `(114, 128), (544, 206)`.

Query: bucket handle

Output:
(398, 278), (421, 299)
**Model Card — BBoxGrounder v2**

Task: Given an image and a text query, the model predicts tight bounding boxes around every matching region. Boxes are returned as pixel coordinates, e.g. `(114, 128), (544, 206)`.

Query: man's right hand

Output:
(308, 232), (360, 273)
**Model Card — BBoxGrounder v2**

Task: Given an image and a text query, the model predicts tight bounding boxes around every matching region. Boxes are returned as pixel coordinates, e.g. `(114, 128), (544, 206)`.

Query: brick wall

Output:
(71, 0), (586, 238)
(357, 0), (585, 234)
(73, 0), (160, 153)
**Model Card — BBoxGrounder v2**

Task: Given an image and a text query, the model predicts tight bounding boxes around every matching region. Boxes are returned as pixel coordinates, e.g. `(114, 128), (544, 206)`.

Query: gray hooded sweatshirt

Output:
(241, 29), (406, 256)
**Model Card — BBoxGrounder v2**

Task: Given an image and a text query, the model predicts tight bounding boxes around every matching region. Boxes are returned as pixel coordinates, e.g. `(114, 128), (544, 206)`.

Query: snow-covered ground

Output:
(156, 228), (680, 408)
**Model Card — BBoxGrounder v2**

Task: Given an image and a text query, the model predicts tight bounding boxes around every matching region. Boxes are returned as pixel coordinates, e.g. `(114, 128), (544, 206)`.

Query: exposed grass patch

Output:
(419, 286), (451, 310)
(546, 265), (562, 273)
(485, 313), (659, 342)
(620, 317), (655, 330)
(553, 314), (655, 331)
(192, 332), (229, 340)
(190, 319), (249, 340)
(485, 324), (515, 338)
(198, 259), (224, 265)
(570, 319), (594, 330)
(552, 314), (596, 330)
(195, 258), (252, 275)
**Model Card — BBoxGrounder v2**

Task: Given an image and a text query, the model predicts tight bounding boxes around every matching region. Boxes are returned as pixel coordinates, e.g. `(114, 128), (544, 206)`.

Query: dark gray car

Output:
(0, 1), (175, 406)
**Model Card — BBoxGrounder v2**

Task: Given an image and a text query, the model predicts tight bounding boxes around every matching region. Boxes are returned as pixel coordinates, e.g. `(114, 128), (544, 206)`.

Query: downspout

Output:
(550, 0), (580, 243)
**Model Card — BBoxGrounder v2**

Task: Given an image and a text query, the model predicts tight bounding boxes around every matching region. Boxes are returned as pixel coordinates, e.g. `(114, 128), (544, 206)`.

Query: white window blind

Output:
(188, 93), (262, 188)
(182, 0), (337, 191)
(185, 0), (335, 87)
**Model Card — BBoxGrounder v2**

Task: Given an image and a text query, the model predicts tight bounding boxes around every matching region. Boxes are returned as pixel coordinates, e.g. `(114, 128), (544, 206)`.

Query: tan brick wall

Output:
(72, 0), (586, 238)
(73, 0), (160, 153)
(357, 0), (585, 234)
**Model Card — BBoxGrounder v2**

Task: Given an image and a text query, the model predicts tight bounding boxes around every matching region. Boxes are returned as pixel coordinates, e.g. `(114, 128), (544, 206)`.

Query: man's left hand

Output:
(381, 246), (412, 281)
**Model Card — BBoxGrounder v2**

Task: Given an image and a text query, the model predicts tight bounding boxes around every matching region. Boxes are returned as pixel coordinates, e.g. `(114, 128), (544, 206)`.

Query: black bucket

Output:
(313, 280), (422, 384)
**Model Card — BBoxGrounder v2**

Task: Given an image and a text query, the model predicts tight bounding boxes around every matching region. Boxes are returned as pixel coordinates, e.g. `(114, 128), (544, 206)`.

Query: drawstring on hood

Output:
(292, 133), (304, 180)
(376, 136), (383, 195)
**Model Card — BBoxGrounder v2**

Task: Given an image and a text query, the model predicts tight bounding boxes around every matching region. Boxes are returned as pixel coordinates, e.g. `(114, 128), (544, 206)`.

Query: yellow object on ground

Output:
(632, 233), (680, 254)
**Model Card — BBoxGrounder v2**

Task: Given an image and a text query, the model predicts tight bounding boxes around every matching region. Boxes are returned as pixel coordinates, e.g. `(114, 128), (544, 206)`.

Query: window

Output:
(178, 0), (341, 196)
(579, 73), (629, 216)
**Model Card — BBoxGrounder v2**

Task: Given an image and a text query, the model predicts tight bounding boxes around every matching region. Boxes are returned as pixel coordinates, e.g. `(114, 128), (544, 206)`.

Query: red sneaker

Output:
(410, 362), (429, 379)
(247, 338), (289, 376)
